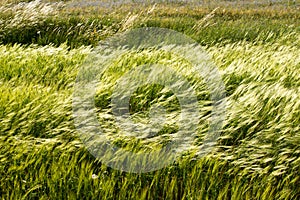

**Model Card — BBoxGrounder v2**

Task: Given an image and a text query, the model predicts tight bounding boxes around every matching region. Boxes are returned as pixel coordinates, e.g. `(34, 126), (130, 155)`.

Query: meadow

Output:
(0, 0), (299, 199)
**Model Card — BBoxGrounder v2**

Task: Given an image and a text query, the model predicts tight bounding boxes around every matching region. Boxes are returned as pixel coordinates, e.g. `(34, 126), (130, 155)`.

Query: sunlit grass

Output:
(1, 33), (299, 198)
(0, 0), (299, 199)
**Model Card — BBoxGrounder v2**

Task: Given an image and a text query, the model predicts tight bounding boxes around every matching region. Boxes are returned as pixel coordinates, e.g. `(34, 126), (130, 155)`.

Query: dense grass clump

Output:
(0, 0), (299, 199)
(1, 36), (299, 199)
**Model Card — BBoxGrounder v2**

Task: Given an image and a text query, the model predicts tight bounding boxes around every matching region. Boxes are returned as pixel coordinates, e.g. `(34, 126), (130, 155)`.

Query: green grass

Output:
(0, 0), (299, 47)
(0, 0), (299, 199)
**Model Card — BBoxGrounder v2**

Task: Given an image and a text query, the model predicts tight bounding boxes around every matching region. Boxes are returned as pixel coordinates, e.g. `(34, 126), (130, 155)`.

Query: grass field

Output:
(0, 0), (299, 199)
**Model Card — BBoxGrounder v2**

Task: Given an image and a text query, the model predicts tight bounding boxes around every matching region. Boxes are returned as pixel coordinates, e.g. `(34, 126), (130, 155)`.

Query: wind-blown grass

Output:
(0, 0), (299, 47)
(0, 0), (299, 199)
(0, 29), (299, 198)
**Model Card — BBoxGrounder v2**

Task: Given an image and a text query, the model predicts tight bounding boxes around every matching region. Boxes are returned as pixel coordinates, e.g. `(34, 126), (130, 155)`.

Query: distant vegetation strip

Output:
(0, 0), (299, 47)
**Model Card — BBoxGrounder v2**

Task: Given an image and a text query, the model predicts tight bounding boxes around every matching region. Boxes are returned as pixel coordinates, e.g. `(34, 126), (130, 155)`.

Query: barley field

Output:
(0, 0), (299, 199)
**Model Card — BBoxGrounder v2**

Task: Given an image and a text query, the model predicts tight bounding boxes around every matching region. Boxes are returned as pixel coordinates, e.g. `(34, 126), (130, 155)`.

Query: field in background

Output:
(0, 0), (299, 47)
(0, 0), (299, 199)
